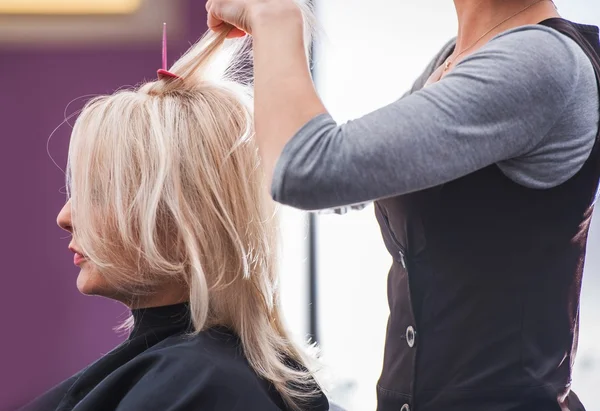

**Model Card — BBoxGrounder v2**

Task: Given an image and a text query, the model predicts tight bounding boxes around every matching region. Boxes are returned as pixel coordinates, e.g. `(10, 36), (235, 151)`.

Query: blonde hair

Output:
(66, 26), (320, 409)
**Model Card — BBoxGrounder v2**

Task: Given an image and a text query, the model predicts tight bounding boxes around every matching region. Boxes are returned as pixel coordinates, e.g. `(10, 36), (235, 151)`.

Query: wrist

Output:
(249, 0), (304, 34)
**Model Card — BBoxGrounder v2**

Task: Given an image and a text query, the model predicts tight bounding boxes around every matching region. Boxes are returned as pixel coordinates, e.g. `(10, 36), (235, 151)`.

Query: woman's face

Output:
(56, 200), (109, 297)
(56, 199), (188, 308)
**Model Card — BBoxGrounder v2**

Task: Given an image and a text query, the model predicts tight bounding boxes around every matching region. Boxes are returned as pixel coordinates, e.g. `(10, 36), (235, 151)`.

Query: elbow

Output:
(270, 163), (341, 211)
(269, 115), (344, 210)
(270, 176), (324, 211)
(269, 142), (326, 211)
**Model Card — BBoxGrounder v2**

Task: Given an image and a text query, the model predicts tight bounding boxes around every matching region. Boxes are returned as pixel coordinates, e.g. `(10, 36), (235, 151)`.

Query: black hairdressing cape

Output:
(20, 303), (329, 411)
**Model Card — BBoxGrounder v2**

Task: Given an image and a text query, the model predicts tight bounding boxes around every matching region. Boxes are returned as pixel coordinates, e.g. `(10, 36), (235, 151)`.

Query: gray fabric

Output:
(271, 25), (599, 211)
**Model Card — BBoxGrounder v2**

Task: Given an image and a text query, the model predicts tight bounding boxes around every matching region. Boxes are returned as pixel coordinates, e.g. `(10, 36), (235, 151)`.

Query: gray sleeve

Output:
(316, 38), (456, 215)
(271, 25), (585, 211)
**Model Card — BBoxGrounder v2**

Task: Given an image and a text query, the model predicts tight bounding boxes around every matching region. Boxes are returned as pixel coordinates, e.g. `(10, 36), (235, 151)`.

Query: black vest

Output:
(374, 18), (600, 411)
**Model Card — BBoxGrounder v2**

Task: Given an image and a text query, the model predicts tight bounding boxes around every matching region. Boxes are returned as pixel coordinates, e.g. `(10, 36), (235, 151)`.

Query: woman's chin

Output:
(76, 267), (102, 296)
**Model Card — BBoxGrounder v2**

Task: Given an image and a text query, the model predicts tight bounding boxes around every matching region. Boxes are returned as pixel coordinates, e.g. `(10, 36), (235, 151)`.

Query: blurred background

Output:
(0, 1), (598, 410)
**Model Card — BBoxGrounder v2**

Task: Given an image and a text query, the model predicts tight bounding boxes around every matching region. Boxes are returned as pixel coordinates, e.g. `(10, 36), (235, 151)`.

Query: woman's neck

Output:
(126, 284), (188, 310)
(452, 0), (560, 53)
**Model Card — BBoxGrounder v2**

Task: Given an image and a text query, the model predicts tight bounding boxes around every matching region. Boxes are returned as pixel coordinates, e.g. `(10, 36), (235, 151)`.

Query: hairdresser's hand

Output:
(206, 0), (299, 38)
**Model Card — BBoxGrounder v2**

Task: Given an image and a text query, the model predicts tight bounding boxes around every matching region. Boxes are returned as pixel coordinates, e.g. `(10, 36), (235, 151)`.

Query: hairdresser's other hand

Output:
(206, 0), (299, 38)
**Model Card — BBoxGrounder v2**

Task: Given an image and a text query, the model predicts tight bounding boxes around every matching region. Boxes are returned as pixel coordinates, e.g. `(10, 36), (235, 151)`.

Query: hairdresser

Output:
(207, 0), (600, 410)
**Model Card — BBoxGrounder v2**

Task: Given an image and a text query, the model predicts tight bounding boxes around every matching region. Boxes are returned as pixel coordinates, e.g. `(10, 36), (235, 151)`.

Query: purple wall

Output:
(0, 3), (207, 409)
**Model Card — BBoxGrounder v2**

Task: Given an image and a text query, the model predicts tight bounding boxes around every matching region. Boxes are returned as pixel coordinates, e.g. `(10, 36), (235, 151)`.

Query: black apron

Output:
(375, 18), (600, 411)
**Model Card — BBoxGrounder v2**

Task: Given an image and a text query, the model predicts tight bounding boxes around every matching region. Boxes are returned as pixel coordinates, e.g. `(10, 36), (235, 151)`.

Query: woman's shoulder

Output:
(116, 327), (289, 410)
(488, 21), (599, 188)
(143, 326), (249, 372)
(486, 21), (596, 76)
(133, 328), (329, 411)
(136, 326), (264, 386)
(456, 19), (597, 124)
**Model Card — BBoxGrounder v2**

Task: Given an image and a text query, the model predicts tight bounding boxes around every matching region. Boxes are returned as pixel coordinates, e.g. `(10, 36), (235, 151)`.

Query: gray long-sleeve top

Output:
(271, 25), (599, 211)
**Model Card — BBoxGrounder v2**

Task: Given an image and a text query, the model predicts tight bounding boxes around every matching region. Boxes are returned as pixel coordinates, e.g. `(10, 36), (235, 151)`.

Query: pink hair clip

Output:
(157, 23), (181, 80)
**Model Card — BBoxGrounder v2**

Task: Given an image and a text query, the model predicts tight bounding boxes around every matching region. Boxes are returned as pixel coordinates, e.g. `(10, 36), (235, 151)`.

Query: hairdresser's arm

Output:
(260, 27), (582, 210)
(250, 4), (327, 183)
(209, 2), (582, 210)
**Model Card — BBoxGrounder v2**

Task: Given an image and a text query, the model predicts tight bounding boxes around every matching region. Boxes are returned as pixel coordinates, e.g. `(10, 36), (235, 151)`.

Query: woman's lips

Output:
(74, 252), (86, 266)
(69, 246), (87, 266)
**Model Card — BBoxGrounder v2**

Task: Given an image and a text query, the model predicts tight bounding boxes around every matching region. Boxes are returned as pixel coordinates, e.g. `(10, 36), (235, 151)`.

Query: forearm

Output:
(251, 4), (327, 185)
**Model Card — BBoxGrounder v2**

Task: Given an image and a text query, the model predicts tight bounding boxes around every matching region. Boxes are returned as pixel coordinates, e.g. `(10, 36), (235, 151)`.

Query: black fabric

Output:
(374, 18), (600, 411)
(21, 303), (329, 411)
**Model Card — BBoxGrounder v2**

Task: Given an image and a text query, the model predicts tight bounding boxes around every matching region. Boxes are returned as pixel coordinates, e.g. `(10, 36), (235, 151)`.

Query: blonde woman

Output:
(22, 28), (329, 411)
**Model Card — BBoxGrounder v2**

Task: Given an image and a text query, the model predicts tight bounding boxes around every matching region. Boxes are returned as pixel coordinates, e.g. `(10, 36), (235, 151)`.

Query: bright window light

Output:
(0, 0), (142, 14)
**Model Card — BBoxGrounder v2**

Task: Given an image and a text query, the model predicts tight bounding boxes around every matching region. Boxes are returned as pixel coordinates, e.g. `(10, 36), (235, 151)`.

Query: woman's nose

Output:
(57, 200), (73, 233)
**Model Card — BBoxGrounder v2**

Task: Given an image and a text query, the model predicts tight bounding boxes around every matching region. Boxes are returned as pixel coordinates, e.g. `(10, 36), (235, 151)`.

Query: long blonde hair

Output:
(66, 27), (320, 409)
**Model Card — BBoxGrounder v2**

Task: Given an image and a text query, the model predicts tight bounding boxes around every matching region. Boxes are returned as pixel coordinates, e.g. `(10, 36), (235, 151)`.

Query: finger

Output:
(226, 28), (247, 38)
(207, 12), (225, 31)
